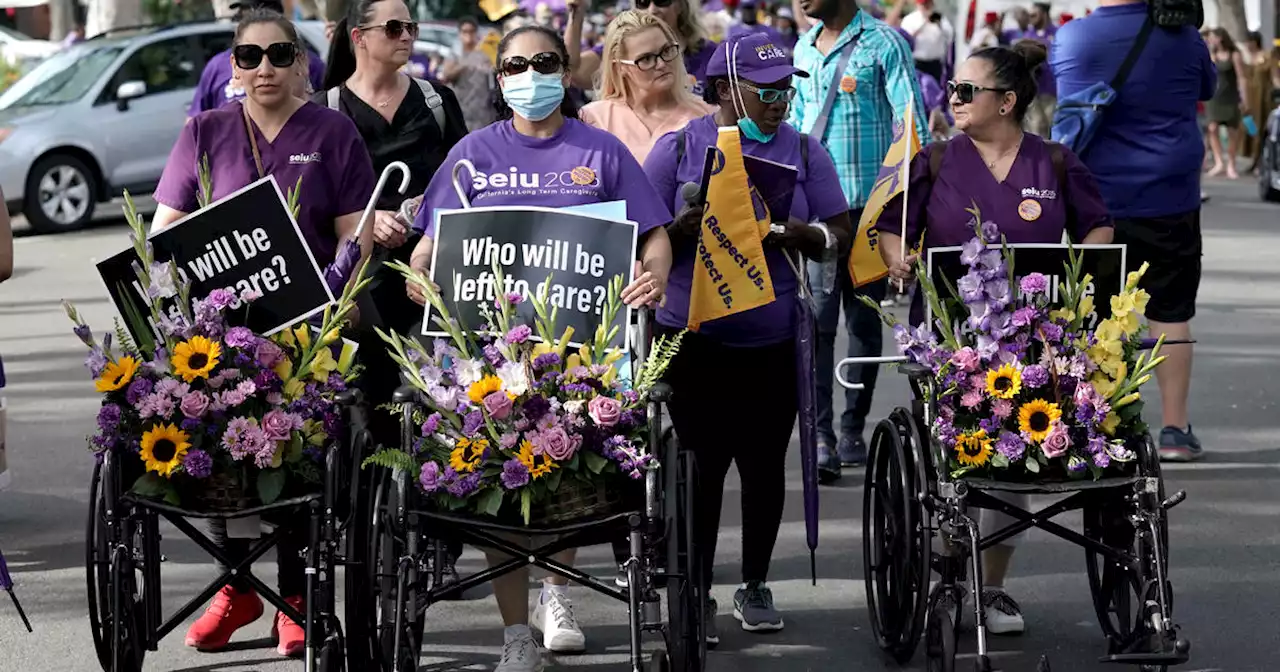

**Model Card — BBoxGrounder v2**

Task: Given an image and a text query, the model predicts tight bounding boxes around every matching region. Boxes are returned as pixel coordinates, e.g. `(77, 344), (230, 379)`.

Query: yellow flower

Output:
(1049, 308), (1075, 323)
(529, 453), (556, 480)
(95, 356), (140, 393)
(1131, 288), (1150, 315)
(565, 353), (583, 372)
(1118, 310), (1141, 336)
(293, 325), (312, 350)
(468, 375), (503, 404)
(517, 440), (536, 470)
(321, 328), (340, 346)
(277, 328), (296, 349)
(284, 378), (306, 400)
(531, 342), (554, 359)
(1101, 411), (1121, 436)
(1099, 356), (1127, 381)
(309, 347), (337, 382)
(336, 341), (357, 375)
(170, 336), (222, 383)
(1017, 399), (1062, 443)
(1095, 319), (1124, 344)
(274, 357), (293, 382)
(304, 419), (326, 446)
(140, 423), (191, 478)
(1114, 392), (1141, 408)
(449, 437), (487, 473)
(954, 430), (993, 467)
(555, 326), (576, 355)
(985, 364), (1022, 400)
(1090, 373), (1118, 400)
(1111, 293), (1135, 318)
(1126, 262), (1150, 290)
(1077, 294), (1095, 320)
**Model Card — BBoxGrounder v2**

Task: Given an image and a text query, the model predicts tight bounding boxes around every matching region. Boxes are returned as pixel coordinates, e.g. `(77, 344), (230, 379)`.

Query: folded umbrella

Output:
(788, 250), (820, 585)
(322, 161), (412, 296)
(0, 544), (32, 633)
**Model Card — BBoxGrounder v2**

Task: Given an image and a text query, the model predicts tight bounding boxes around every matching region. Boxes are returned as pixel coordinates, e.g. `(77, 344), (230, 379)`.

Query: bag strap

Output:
(1109, 17), (1154, 92)
(241, 102), (265, 180)
(809, 34), (860, 141)
(928, 138), (950, 186)
(1048, 140), (1075, 238)
(326, 86), (340, 111)
(413, 78), (447, 132)
(676, 127), (687, 166)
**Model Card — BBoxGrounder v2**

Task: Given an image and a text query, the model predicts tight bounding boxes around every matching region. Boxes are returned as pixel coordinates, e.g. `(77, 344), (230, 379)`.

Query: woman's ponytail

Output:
(322, 17), (356, 91)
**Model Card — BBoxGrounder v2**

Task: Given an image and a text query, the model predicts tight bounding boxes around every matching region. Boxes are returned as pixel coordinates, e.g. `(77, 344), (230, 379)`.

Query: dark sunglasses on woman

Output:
(634, 0), (675, 9)
(232, 42), (298, 69)
(619, 43), (680, 71)
(499, 51), (564, 77)
(360, 19), (420, 39)
(946, 80), (1010, 104)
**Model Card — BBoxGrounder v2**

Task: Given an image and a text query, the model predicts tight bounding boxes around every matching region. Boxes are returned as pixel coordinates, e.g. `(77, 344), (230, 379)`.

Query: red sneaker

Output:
(184, 586), (263, 651)
(271, 595), (307, 657)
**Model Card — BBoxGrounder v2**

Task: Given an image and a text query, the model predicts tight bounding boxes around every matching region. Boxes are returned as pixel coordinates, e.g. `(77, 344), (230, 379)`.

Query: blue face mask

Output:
(501, 70), (564, 122)
(737, 116), (776, 144)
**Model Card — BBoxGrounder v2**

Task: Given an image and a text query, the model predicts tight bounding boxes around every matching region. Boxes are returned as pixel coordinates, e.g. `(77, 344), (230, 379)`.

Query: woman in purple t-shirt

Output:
(406, 25), (673, 666)
(875, 42), (1113, 636)
(151, 10), (376, 658)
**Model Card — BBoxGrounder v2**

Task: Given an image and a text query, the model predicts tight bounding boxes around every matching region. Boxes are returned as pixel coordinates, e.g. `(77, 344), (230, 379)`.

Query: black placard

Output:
(97, 177), (334, 342)
(926, 244), (1127, 330)
(426, 206), (638, 350)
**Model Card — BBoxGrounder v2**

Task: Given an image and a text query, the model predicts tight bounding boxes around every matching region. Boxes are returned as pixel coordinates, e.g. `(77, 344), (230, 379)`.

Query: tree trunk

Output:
(47, 0), (76, 41)
(1215, 0), (1248, 43)
(85, 0), (146, 37)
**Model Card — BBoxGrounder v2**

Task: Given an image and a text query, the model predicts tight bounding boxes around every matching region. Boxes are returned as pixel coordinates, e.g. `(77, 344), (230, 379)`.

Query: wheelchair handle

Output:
(836, 355), (908, 390)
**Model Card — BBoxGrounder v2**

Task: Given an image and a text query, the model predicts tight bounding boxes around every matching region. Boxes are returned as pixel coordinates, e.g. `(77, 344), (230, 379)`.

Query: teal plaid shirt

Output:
(788, 12), (931, 210)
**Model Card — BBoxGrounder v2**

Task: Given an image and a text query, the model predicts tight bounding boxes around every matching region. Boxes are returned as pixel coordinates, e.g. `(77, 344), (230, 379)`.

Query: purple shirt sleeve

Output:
(411, 142), (470, 236)
(803, 135), (849, 222)
(1060, 145), (1112, 241)
(918, 72), (945, 116)
(154, 120), (202, 213)
(606, 141), (673, 235)
(872, 147), (935, 245)
(1195, 34), (1216, 101)
(642, 131), (682, 216)
(188, 59), (220, 117)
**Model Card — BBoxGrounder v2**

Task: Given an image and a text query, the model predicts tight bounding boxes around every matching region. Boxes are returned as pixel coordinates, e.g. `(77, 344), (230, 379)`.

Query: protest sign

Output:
(98, 177), (334, 342)
(427, 206), (638, 350)
(927, 244), (1126, 330)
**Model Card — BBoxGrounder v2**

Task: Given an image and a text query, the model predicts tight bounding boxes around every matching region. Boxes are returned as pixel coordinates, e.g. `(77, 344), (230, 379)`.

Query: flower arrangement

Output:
(66, 193), (369, 507)
(870, 211), (1165, 480)
(371, 261), (684, 524)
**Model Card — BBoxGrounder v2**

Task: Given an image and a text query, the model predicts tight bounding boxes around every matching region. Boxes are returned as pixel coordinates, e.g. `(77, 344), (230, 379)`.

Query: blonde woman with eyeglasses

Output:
(579, 10), (714, 164)
(565, 0), (717, 98)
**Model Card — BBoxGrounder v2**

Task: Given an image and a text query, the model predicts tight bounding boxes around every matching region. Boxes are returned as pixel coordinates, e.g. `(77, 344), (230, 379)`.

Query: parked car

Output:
(0, 26), (60, 70)
(0, 21), (325, 234)
(1259, 90), (1280, 203)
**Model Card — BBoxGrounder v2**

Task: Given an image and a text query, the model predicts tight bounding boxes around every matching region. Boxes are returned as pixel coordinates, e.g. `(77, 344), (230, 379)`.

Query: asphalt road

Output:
(1, 180), (1277, 672)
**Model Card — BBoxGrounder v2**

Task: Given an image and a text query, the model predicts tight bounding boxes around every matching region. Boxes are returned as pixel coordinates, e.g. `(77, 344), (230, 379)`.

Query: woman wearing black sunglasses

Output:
(874, 41), (1113, 637)
(150, 9), (376, 658)
(564, 0), (717, 98)
(403, 24), (673, 672)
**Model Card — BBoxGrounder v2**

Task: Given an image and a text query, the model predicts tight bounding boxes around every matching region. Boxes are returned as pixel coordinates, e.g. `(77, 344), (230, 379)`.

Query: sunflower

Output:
(1018, 399), (1062, 443)
(528, 453), (556, 480)
(449, 437), (488, 473)
(954, 430), (993, 467)
(984, 364), (1022, 400)
(517, 440), (536, 470)
(467, 375), (503, 404)
(95, 356), (140, 393)
(140, 423), (192, 478)
(171, 336), (222, 382)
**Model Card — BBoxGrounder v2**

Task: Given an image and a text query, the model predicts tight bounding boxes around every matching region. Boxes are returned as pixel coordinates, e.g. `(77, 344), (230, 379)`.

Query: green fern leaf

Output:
(361, 448), (419, 474)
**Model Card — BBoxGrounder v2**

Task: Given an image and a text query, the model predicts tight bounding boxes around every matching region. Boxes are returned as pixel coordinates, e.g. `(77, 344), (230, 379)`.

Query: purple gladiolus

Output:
(957, 271), (985, 303)
(959, 237), (986, 266)
(501, 458), (530, 489)
(980, 220), (1000, 243)
(85, 351), (108, 378)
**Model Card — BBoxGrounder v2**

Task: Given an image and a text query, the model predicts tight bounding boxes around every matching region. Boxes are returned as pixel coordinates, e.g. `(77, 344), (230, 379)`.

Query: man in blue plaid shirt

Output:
(788, 0), (930, 482)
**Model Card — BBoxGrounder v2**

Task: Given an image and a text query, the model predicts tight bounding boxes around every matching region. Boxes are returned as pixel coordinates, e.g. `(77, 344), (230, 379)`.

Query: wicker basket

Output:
(532, 478), (624, 525)
(189, 469), (255, 513)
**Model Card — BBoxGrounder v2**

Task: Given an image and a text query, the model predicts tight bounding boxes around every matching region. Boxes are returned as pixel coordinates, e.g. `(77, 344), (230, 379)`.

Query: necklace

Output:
(979, 136), (1023, 170)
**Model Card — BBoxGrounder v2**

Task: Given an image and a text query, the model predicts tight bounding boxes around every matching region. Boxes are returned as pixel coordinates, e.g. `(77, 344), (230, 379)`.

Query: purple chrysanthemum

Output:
(420, 461), (443, 492)
(1019, 273), (1049, 296)
(501, 458), (530, 489)
(421, 412), (442, 436)
(462, 410), (484, 436)
(125, 378), (153, 405)
(532, 352), (561, 370)
(505, 324), (532, 344)
(224, 327), (256, 348)
(97, 404), (123, 433)
(446, 471), (482, 498)
(995, 431), (1025, 462)
(183, 449), (213, 478)
(1021, 364), (1049, 389)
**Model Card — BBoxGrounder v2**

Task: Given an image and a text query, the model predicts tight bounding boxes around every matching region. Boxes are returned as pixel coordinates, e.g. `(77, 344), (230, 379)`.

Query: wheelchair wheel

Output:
(343, 459), (379, 670)
(368, 468), (425, 672)
(86, 461), (151, 672)
(924, 592), (956, 672)
(863, 413), (930, 664)
(1084, 436), (1173, 666)
(648, 650), (672, 672)
(664, 433), (706, 672)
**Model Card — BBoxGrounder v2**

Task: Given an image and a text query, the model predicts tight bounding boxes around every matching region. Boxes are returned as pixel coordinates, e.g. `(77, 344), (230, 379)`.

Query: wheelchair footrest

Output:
(1099, 642), (1191, 667)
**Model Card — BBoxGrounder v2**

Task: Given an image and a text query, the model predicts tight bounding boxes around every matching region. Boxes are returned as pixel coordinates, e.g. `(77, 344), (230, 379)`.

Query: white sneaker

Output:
(497, 626), (544, 672)
(531, 590), (586, 653)
(980, 588), (1025, 635)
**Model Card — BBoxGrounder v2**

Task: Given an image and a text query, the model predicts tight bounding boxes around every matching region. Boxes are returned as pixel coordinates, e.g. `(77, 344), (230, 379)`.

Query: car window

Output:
(0, 45), (123, 109)
(109, 36), (199, 99)
(195, 31), (234, 65)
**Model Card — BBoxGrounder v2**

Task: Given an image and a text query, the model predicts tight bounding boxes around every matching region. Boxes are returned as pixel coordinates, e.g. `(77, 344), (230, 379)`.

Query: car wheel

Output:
(23, 153), (98, 233)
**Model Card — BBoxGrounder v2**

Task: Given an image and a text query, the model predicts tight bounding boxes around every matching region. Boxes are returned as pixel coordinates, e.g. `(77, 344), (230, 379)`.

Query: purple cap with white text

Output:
(706, 33), (809, 83)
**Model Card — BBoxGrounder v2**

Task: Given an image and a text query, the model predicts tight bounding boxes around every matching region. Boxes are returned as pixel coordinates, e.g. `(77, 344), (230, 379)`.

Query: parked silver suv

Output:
(0, 22), (321, 234)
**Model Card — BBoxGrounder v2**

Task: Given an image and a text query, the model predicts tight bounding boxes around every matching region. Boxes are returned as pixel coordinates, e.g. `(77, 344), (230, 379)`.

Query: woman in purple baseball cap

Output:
(643, 32), (852, 641)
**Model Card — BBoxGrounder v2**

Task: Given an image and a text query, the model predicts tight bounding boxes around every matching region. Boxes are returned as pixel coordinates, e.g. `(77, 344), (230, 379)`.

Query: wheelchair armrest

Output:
(392, 385), (420, 404)
(335, 388), (364, 407)
(648, 382), (673, 404)
(898, 362), (933, 382)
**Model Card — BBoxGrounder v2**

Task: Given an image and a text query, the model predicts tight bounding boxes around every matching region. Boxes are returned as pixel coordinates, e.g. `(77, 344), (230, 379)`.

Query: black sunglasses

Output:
(499, 51), (564, 77)
(634, 0), (675, 9)
(359, 19), (420, 39)
(619, 43), (681, 71)
(232, 42), (297, 69)
(946, 80), (1010, 104)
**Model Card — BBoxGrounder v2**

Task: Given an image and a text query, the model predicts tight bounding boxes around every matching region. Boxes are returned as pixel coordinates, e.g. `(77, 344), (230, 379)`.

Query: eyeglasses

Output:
(946, 80), (1010, 104)
(740, 82), (796, 104)
(359, 19), (420, 39)
(232, 42), (297, 69)
(618, 43), (680, 71)
(634, 0), (675, 9)
(499, 51), (564, 77)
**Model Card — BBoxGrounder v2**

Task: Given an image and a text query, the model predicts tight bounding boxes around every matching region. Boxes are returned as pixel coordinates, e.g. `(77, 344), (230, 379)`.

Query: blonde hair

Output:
(598, 10), (702, 106)
(670, 0), (708, 51)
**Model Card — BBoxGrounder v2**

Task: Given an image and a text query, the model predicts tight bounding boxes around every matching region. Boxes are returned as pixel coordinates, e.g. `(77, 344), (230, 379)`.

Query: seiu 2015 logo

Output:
(289, 152), (321, 165)
(472, 166), (599, 191)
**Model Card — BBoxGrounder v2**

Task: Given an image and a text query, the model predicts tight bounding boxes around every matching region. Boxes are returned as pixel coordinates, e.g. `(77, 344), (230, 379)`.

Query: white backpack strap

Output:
(414, 78), (447, 131)
(326, 86), (340, 110)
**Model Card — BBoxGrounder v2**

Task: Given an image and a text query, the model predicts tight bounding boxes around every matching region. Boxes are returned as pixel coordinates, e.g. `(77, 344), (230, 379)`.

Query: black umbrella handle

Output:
(6, 589), (32, 633)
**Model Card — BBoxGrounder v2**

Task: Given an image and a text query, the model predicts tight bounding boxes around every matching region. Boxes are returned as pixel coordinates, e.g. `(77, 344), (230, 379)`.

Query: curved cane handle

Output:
(451, 159), (477, 210)
(355, 161), (412, 239)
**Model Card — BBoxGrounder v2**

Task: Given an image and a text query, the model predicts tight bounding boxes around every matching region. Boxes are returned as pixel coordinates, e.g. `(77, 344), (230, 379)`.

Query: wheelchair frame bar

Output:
(836, 355), (908, 390)
(962, 489), (1135, 567)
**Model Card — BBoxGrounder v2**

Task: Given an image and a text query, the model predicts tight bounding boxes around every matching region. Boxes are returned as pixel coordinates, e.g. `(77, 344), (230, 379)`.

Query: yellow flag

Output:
(688, 127), (776, 330)
(478, 0), (518, 22)
(849, 111), (923, 287)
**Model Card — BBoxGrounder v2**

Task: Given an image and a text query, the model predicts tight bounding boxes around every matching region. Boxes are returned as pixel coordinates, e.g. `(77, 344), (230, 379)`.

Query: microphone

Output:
(680, 181), (702, 207)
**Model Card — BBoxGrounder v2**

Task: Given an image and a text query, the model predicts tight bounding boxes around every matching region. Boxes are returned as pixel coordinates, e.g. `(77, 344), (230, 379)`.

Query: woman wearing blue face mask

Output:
(640, 32), (851, 640)
(404, 25), (674, 672)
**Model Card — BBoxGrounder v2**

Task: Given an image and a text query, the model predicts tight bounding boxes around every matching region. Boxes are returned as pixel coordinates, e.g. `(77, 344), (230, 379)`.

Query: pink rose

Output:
(587, 396), (623, 427)
(255, 340), (285, 368)
(533, 426), (578, 461)
(950, 347), (980, 373)
(261, 409), (301, 442)
(180, 391), (210, 419)
(482, 391), (514, 420)
(1041, 424), (1070, 458)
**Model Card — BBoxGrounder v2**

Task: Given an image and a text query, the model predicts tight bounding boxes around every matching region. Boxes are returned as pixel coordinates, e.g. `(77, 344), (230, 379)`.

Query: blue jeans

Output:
(809, 254), (887, 447)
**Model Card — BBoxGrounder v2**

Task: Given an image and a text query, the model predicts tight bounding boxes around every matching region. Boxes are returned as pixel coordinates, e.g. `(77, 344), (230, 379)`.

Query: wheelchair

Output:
(348, 310), (707, 672)
(86, 389), (372, 672)
(837, 358), (1192, 672)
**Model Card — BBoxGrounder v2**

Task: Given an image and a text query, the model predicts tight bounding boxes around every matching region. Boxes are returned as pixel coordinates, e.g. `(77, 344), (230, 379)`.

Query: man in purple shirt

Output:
(1004, 2), (1056, 137)
(188, 0), (327, 117)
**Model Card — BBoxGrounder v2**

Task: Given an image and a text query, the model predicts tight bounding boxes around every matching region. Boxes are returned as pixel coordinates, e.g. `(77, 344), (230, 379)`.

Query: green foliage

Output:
(634, 329), (685, 397)
(256, 468), (286, 505)
(362, 447), (419, 474)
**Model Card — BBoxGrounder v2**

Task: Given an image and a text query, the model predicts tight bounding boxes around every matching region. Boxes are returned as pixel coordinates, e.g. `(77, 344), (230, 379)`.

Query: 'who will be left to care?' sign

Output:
(426, 205), (638, 352)
(98, 177), (336, 343)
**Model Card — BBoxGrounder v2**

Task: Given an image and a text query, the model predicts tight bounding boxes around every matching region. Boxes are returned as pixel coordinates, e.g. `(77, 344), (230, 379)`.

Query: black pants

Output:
(658, 326), (798, 588)
(209, 518), (307, 596)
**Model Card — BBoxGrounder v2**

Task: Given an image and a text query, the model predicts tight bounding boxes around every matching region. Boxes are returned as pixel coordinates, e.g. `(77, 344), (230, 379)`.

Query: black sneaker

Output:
(704, 596), (720, 648)
(837, 435), (867, 467)
(1158, 425), (1204, 463)
(817, 442), (842, 484)
(732, 581), (783, 632)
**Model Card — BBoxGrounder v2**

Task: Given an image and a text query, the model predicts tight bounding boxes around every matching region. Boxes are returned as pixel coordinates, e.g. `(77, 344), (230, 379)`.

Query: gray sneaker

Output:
(837, 435), (867, 467)
(817, 442), (842, 484)
(704, 596), (720, 648)
(1158, 425), (1204, 463)
(733, 581), (784, 632)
